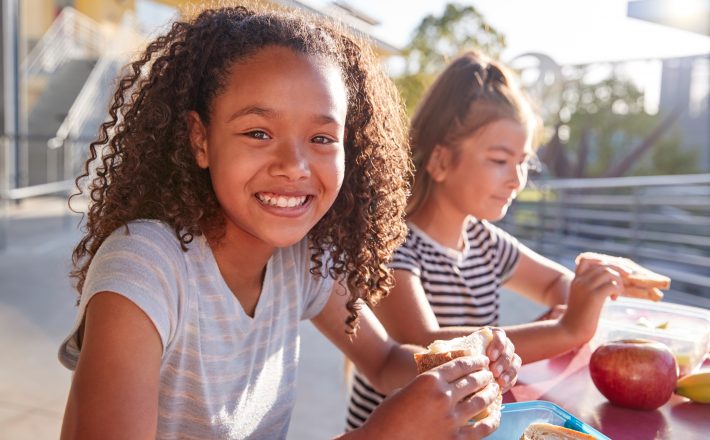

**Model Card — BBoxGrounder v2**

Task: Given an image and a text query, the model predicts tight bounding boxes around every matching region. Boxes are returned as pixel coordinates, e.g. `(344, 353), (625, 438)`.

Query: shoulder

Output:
(397, 224), (430, 253)
(107, 220), (181, 246)
(472, 218), (517, 246)
(390, 225), (426, 273)
(89, 219), (193, 285)
(101, 220), (187, 260)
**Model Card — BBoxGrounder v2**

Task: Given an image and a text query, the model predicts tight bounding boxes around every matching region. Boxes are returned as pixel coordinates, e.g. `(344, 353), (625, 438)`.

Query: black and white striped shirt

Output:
(346, 218), (520, 430)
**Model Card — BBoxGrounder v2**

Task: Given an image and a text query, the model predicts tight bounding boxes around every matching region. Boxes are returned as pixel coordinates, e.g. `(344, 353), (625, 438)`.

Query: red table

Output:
(504, 345), (710, 440)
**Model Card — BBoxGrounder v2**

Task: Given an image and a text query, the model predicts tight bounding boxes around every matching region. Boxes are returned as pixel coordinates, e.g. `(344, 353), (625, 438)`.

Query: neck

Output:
(206, 224), (275, 316)
(408, 192), (468, 250)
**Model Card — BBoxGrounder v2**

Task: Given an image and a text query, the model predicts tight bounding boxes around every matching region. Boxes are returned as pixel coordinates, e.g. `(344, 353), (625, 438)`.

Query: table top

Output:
(503, 345), (710, 440)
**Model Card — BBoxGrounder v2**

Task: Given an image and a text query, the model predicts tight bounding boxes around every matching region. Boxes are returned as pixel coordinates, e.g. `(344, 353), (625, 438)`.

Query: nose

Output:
(270, 139), (311, 180)
(508, 163), (527, 191)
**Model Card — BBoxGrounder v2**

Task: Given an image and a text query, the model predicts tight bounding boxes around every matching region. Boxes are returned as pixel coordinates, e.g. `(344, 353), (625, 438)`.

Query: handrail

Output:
(533, 174), (710, 189)
(50, 13), (145, 179)
(22, 7), (105, 77)
(3, 180), (74, 200)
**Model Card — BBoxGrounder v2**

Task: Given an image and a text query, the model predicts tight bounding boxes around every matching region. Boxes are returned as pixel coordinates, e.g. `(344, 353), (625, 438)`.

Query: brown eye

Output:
(246, 130), (271, 140)
(312, 135), (334, 144)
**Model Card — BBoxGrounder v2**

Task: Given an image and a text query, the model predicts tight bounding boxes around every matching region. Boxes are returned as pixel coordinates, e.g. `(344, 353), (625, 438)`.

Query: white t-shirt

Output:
(59, 220), (334, 439)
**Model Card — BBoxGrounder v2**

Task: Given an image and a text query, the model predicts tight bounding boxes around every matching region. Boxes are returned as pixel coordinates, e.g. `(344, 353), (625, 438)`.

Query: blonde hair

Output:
(407, 50), (540, 216)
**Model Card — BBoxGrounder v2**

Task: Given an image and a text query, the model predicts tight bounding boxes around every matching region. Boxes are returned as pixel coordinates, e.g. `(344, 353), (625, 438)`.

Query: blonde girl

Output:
(347, 51), (626, 430)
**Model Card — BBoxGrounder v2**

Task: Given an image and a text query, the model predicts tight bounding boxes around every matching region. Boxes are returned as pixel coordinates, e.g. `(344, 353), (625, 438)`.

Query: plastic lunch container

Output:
(485, 400), (610, 439)
(590, 297), (710, 376)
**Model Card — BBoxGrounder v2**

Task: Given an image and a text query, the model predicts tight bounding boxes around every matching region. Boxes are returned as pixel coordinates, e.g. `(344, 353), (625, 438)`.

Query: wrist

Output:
(555, 317), (588, 349)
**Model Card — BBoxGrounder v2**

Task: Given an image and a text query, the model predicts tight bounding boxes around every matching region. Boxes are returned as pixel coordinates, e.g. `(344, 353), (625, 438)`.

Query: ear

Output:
(426, 144), (451, 183)
(187, 111), (209, 169)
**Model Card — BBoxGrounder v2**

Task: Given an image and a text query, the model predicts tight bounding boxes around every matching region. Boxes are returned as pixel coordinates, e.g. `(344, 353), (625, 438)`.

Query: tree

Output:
(394, 3), (506, 114)
(537, 67), (697, 177)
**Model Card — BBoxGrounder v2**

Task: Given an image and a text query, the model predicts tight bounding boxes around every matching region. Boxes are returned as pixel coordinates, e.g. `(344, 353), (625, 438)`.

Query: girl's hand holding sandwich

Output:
(354, 355), (501, 440)
(487, 327), (521, 393)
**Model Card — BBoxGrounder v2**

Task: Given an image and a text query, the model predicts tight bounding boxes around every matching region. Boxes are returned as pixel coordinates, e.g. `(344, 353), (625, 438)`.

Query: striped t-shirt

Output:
(346, 218), (520, 430)
(59, 220), (333, 439)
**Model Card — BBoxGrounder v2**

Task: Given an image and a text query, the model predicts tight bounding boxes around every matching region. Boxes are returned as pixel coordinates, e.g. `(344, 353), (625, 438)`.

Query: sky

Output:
(137, 0), (710, 114)
(308, 0), (710, 65)
(138, 0), (710, 65)
(299, 0), (710, 114)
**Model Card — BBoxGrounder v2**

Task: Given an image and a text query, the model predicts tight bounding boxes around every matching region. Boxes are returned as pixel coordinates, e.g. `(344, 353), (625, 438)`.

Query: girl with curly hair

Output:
(346, 51), (630, 429)
(58, 5), (517, 439)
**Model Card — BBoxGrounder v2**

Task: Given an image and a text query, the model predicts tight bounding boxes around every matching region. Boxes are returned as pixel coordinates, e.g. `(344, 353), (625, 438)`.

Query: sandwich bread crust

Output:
(520, 422), (596, 439)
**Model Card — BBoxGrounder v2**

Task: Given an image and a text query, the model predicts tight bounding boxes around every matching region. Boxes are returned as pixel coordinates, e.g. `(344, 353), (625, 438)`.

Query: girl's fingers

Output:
(497, 352), (521, 393)
(580, 266), (623, 292)
(490, 337), (515, 379)
(487, 328), (507, 362)
(450, 369), (494, 402)
(592, 273), (624, 296)
(456, 381), (500, 426)
(431, 355), (489, 384)
(459, 404), (502, 439)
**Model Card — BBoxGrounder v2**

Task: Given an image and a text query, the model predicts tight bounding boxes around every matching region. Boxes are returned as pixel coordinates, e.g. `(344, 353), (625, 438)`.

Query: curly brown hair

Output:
(70, 4), (411, 332)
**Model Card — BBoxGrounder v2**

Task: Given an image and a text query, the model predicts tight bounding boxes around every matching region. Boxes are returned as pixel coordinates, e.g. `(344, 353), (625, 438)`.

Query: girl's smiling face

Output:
(190, 45), (347, 249)
(430, 119), (532, 222)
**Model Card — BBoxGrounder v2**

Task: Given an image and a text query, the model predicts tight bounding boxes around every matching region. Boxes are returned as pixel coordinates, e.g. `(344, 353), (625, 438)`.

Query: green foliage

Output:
(546, 68), (697, 177)
(394, 3), (506, 114)
(638, 131), (700, 175)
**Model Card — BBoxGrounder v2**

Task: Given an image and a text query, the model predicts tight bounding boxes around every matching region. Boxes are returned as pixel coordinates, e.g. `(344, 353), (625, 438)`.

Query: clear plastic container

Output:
(590, 297), (710, 377)
(485, 400), (609, 439)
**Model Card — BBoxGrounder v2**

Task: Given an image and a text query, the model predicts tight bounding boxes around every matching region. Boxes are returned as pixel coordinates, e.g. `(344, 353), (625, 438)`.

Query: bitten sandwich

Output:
(575, 252), (671, 301)
(520, 422), (596, 439)
(413, 328), (501, 421)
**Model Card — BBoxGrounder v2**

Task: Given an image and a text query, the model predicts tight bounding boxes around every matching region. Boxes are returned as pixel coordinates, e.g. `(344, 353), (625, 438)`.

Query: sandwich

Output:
(413, 328), (501, 421)
(520, 422), (596, 439)
(575, 252), (670, 301)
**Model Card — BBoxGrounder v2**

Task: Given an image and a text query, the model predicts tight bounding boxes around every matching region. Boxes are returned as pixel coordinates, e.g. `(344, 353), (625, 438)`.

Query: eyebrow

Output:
(227, 105), (341, 126)
(487, 145), (516, 156)
(227, 105), (276, 123)
(487, 145), (534, 158)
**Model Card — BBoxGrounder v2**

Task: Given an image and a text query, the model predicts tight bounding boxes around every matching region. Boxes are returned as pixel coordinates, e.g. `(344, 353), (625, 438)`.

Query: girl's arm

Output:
(373, 270), (519, 385)
(61, 292), (162, 440)
(311, 283), (501, 440)
(502, 243), (574, 307)
(375, 260), (622, 365)
(311, 282), (418, 393)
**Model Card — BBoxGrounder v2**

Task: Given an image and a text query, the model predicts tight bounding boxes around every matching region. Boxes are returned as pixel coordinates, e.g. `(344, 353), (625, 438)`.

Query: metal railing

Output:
(500, 174), (710, 298)
(22, 7), (106, 77)
(2, 11), (145, 201)
(1, 10), (146, 251)
(49, 12), (145, 182)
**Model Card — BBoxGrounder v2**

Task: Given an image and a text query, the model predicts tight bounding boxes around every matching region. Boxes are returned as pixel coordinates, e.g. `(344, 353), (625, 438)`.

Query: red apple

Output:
(589, 339), (678, 410)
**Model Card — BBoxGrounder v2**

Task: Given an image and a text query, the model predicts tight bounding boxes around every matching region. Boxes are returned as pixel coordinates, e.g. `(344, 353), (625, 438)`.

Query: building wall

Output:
(22, 0), (57, 48)
(659, 55), (710, 172)
(75, 0), (136, 23)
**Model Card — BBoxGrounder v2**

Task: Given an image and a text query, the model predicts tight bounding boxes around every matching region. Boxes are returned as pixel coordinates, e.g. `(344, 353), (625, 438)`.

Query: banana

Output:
(675, 370), (710, 404)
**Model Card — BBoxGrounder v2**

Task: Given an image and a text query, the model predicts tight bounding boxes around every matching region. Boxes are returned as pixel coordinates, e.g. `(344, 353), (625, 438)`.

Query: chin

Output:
(478, 209), (508, 222)
(267, 233), (309, 249)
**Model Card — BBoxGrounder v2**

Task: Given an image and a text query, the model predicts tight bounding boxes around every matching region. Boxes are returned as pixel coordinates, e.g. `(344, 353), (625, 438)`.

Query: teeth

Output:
(257, 193), (308, 208)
